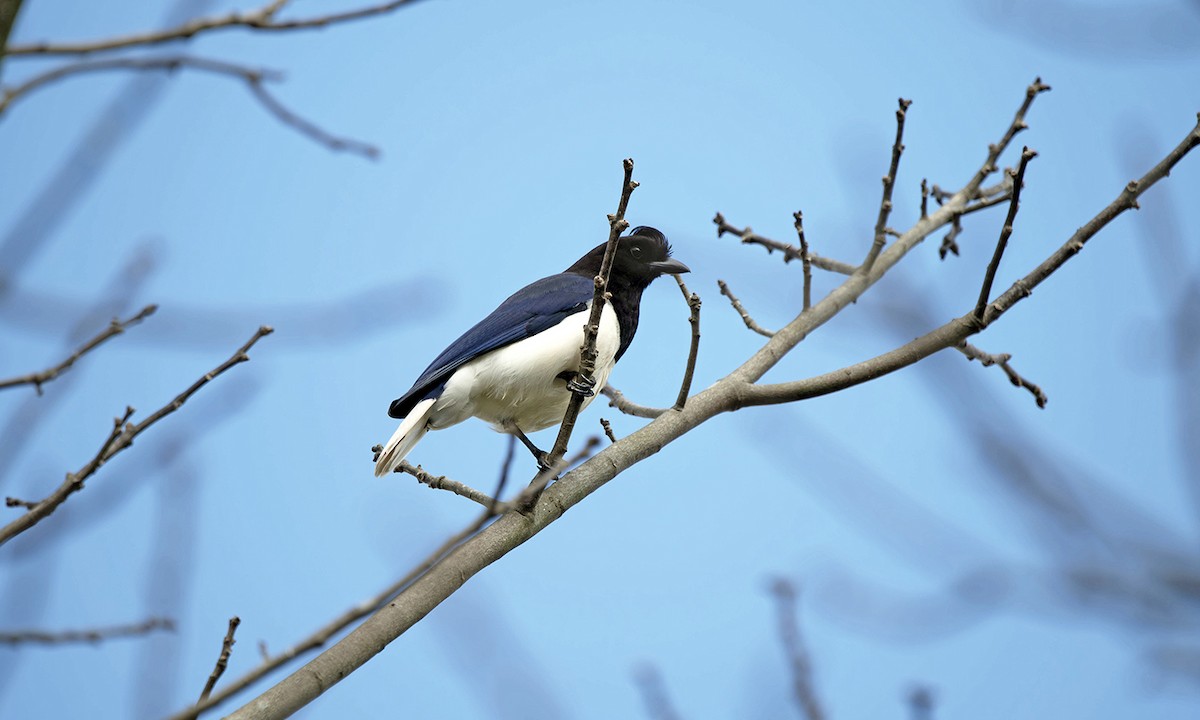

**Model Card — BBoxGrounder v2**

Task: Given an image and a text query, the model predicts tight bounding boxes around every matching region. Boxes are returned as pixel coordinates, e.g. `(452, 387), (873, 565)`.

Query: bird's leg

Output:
(502, 420), (552, 471)
(557, 370), (596, 397)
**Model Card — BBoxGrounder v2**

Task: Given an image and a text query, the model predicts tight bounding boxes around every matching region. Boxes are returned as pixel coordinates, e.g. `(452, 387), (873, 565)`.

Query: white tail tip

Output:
(374, 398), (436, 477)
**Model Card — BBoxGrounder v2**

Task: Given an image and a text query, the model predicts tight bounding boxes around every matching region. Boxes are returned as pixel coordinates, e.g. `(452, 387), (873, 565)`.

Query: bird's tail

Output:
(374, 398), (436, 477)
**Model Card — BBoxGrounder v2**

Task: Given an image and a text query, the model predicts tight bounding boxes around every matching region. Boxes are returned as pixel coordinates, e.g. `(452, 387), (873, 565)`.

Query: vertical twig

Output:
(793, 211), (812, 311)
(974, 147), (1037, 321)
(546, 158), (637, 467)
(863, 98), (912, 272)
(199, 617), (241, 703)
(672, 276), (701, 411)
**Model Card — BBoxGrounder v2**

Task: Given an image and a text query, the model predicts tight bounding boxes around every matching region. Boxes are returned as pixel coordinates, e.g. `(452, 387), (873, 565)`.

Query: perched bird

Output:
(374, 226), (689, 477)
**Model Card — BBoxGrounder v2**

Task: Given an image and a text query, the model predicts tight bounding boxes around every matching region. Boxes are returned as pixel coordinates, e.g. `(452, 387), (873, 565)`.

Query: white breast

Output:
(429, 302), (620, 433)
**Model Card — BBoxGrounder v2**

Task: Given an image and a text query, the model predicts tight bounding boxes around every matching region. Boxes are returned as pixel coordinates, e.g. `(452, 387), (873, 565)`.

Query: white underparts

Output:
(374, 302), (620, 474)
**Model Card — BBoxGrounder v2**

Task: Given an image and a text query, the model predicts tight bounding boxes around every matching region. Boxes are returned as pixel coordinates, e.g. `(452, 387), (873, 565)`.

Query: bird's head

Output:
(568, 226), (690, 285)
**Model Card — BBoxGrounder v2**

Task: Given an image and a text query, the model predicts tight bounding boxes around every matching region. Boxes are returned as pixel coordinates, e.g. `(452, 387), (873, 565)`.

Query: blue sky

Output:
(2, 1), (1200, 718)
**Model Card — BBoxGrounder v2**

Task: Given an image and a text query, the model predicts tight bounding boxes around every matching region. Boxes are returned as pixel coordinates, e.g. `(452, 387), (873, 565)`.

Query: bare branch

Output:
(769, 579), (825, 720)
(920, 178), (929, 219)
(0, 56), (378, 158)
(600, 418), (617, 443)
(713, 212), (855, 274)
(545, 158), (636, 468)
(510, 436), (601, 513)
(962, 77), (1051, 198)
(218, 99), (1200, 720)
(982, 114), (1200, 326)
(717, 279), (775, 337)
(395, 461), (497, 509)
(0, 304), (156, 394)
(0, 616), (174, 646)
(957, 341), (1048, 408)
(862, 98), (912, 272)
(794, 211), (813, 310)
(672, 276), (701, 411)
(975, 147), (1037, 321)
(199, 617), (241, 703)
(6, 0), (427, 56)
(742, 115), (1200, 408)
(938, 215), (963, 259)
(0, 326), (273, 547)
(600, 384), (667, 419)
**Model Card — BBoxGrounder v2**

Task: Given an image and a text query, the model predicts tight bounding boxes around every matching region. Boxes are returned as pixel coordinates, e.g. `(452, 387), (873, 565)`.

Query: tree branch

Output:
(862, 98), (912, 272)
(0, 304), (156, 394)
(395, 460), (497, 509)
(956, 340), (1048, 408)
(545, 158), (636, 468)
(974, 147), (1036, 320)
(713, 212), (856, 274)
(717, 279), (775, 337)
(5, 0), (427, 56)
(0, 55), (378, 157)
(672, 276), (701, 411)
(199, 617), (241, 703)
(794, 211), (813, 311)
(600, 384), (668, 419)
(0, 326), (273, 547)
(0, 616), (173, 646)
(962, 77), (1050, 198)
(219, 93), (1200, 720)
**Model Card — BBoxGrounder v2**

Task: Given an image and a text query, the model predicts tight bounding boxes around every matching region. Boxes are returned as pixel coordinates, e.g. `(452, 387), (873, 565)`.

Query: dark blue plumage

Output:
(388, 273), (594, 420)
(375, 226), (688, 476)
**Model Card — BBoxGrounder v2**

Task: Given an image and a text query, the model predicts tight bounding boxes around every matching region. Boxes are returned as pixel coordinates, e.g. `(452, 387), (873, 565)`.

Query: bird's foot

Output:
(565, 372), (596, 397)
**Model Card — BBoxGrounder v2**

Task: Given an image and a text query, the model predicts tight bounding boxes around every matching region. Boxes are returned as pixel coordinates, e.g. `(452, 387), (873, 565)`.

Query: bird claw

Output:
(566, 373), (596, 397)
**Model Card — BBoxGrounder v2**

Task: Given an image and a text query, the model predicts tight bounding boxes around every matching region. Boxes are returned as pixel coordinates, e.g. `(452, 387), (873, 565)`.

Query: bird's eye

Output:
(630, 246), (643, 259)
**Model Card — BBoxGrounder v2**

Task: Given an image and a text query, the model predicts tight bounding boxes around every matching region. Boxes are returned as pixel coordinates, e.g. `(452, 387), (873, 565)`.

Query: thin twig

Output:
(0, 617), (174, 646)
(717, 280), (775, 337)
(393, 461), (497, 509)
(793, 211), (813, 311)
(213, 97), (1200, 720)
(0, 326), (273, 547)
(0, 304), (156, 394)
(962, 77), (1050, 198)
(199, 617), (241, 703)
(0, 55), (378, 158)
(862, 98), (912, 272)
(769, 578), (825, 720)
(510, 437), (601, 513)
(545, 159), (636, 467)
(672, 276), (702, 411)
(920, 179), (929, 219)
(599, 418), (617, 443)
(713, 213), (855, 274)
(600, 384), (667, 419)
(956, 342), (1048, 408)
(975, 147), (1037, 321)
(938, 216), (963, 259)
(741, 114), (1200, 408)
(6, 0), (427, 56)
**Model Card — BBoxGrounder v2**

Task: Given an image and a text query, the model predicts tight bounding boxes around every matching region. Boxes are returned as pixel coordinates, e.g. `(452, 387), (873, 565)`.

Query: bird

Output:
(374, 226), (689, 477)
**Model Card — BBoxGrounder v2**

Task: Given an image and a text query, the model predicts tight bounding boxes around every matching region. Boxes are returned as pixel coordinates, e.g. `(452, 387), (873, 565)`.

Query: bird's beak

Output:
(649, 258), (690, 274)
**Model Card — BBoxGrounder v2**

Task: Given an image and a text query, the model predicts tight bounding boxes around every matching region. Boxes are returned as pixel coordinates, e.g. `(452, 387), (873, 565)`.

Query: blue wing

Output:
(388, 273), (595, 418)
